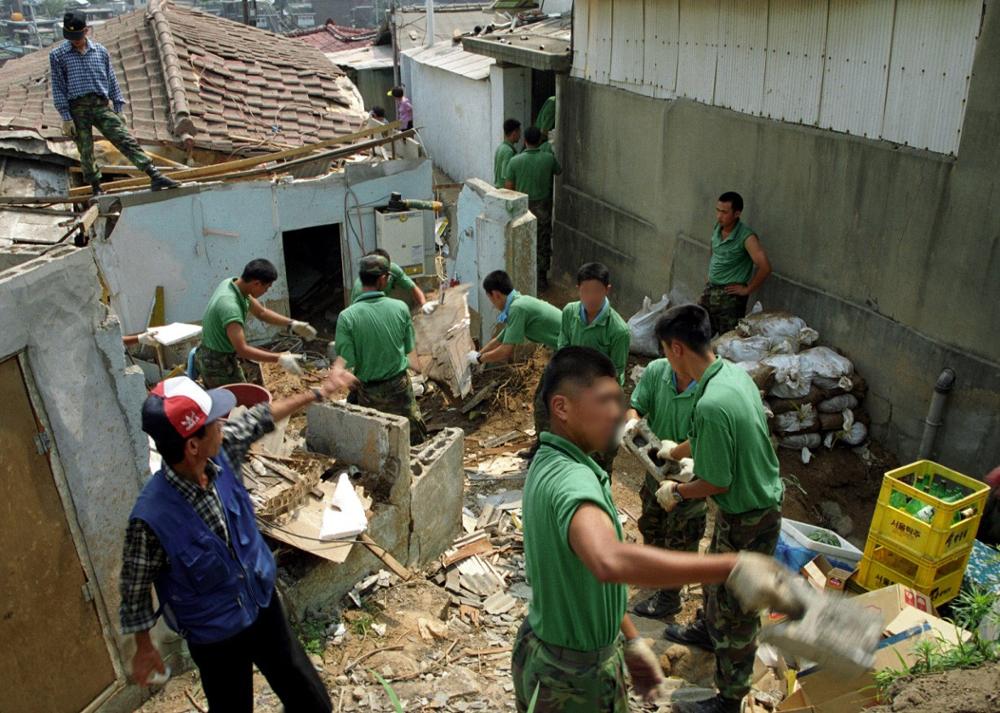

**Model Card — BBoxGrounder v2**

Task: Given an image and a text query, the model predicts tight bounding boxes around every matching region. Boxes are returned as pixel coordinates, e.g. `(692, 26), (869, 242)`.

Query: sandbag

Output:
(778, 433), (822, 450)
(799, 346), (853, 379)
(737, 310), (819, 347)
(627, 294), (670, 356)
(824, 421), (868, 447)
(774, 404), (817, 433)
(769, 386), (826, 414)
(735, 361), (777, 391)
(818, 394), (859, 413)
(762, 354), (811, 399)
(716, 334), (774, 362)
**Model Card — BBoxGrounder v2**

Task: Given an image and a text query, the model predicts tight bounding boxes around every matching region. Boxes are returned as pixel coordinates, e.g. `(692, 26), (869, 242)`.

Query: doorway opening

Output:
(282, 223), (344, 339)
(531, 69), (556, 125)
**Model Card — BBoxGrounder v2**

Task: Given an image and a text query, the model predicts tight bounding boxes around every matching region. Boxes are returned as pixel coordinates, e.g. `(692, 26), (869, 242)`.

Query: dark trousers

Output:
(187, 594), (331, 713)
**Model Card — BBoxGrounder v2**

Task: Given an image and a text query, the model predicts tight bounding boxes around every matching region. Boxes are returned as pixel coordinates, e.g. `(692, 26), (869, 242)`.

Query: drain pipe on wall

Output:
(918, 368), (956, 459)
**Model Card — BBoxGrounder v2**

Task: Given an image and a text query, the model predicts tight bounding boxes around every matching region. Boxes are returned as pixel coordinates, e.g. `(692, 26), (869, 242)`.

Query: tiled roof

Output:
(290, 20), (378, 54)
(0, 0), (365, 155)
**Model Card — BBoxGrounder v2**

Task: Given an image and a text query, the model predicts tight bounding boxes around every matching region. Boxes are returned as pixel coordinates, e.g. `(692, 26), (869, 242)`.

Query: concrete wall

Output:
(92, 159), (434, 336)
(551, 5), (1000, 475)
(0, 246), (150, 712)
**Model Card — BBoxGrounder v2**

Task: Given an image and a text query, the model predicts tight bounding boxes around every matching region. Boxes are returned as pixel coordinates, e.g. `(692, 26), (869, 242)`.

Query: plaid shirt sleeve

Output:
(103, 47), (125, 112)
(49, 49), (71, 120)
(119, 518), (167, 634)
(221, 402), (275, 470)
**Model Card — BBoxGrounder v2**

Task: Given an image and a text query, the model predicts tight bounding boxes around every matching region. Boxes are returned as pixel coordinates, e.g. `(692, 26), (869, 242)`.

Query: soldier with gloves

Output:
(50, 11), (178, 194)
(653, 305), (785, 713)
(195, 259), (318, 388)
(514, 346), (802, 712)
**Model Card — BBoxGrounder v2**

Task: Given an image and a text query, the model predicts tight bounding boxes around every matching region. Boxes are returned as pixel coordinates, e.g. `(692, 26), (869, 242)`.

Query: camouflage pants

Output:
(698, 283), (749, 337)
(194, 345), (246, 388)
(705, 506), (782, 701)
(530, 199), (553, 282)
(69, 94), (151, 184)
(638, 475), (708, 596)
(512, 620), (628, 713)
(350, 371), (427, 445)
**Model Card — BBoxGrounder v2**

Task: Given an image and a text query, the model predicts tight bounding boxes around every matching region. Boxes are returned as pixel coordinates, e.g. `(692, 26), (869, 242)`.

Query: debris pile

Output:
(714, 307), (871, 462)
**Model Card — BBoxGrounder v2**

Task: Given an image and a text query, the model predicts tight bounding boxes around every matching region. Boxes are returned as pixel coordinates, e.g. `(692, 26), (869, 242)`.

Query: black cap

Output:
(63, 10), (87, 41)
(359, 254), (390, 279)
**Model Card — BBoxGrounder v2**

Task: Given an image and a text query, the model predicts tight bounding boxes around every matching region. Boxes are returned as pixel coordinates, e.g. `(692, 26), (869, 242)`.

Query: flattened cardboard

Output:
(801, 555), (856, 592)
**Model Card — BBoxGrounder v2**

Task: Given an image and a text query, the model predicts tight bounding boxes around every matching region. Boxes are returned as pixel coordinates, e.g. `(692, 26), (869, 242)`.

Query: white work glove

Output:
(726, 552), (808, 619)
(61, 120), (76, 138)
(655, 439), (680, 463)
(466, 350), (481, 366)
(656, 480), (681, 512)
(678, 457), (695, 478)
(277, 352), (305, 376)
(623, 638), (665, 702)
(420, 301), (438, 315)
(137, 331), (159, 347)
(289, 320), (317, 340)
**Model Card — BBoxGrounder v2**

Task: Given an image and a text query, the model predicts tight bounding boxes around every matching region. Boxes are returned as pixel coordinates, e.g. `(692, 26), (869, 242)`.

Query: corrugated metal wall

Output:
(572, 0), (983, 155)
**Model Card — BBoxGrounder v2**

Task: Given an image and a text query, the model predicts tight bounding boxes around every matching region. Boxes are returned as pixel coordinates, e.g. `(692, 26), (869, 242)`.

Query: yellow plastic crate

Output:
(857, 535), (971, 607)
(868, 460), (988, 563)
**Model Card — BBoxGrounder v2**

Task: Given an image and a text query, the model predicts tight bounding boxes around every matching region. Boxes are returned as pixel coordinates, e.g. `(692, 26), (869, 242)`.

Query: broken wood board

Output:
(480, 430), (523, 449)
(461, 381), (498, 414)
(412, 283), (475, 398)
(258, 479), (357, 564)
(360, 533), (413, 581)
(441, 536), (494, 567)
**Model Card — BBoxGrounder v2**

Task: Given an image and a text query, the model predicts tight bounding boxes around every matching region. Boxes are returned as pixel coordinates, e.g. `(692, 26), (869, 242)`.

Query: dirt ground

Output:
(867, 661), (1000, 713)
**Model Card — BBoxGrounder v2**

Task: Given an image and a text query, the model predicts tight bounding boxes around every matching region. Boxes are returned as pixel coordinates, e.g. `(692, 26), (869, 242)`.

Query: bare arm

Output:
(479, 342), (515, 364)
(677, 478), (728, 501)
(726, 235), (772, 296)
(668, 439), (692, 460)
(249, 295), (293, 328)
(411, 284), (427, 307)
(270, 359), (358, 422)
(504, 179), (515, 190)
(568, 503), (736, 588)
(226, 322), (279, 363)
(621, 615), (639, 640)
(625, 408), (641, 422)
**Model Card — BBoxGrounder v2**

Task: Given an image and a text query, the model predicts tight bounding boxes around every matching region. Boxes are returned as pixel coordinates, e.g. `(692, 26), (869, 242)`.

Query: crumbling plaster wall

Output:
(0, 246), (149, 711)
(92, 159), (434, 336)
(551, 3), (1000, 475)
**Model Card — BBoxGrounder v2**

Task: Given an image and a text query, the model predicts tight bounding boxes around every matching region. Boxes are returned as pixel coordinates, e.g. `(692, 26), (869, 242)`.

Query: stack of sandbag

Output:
(713, 309), (870, 455)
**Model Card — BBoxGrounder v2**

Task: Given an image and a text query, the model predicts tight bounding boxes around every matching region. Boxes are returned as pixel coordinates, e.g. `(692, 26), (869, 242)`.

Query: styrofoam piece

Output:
(146, 322), (202, 346)
(781, 518), (862, 567)
(319, 473), (368, 541)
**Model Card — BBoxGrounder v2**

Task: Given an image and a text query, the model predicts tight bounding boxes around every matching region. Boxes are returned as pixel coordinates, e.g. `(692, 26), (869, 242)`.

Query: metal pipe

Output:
(918, 367), (956, 459)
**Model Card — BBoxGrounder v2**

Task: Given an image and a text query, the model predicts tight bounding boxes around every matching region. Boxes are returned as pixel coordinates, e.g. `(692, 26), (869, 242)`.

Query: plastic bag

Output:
(824, 421), (868, 448)
(799, 346), (853, 380)
(774, 404), (817, 433)
(737, 310), (819, 347)
(627, 294), (670, 356)
(762, 354), (811, 399)
(778, 433), (822, 449)
(818, 394), (859, 413)
(736, 360), (776, 391)
(716, 333), (774, 362)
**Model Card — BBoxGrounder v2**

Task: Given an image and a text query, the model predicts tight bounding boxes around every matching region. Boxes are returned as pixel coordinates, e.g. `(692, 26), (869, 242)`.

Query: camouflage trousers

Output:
(532, 378), (618, 477)
(350, 371), (427, 445)
(69, 94), (151, 184)
(705, 505), (782, 701)
(638, 475), (708, 597)
(512, 620), (628, 713)
(699, 283), (749, 337)
(530, 199), (553, 283)
(194, 345), (246, 388)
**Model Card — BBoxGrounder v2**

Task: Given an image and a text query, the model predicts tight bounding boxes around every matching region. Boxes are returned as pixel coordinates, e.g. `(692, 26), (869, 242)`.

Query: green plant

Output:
(295, 618), (329, 656)
(370, 669), (404, 713)
(952, 585), (997, 631)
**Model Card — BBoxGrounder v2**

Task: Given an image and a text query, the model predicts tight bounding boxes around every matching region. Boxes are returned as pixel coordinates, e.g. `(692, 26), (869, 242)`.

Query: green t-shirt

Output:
(524, 431), (626, 651)
(500, 293), (561, 349)
(503, 148), (562, 202)
(536, 96), (556, 133)
(201, 278), (251, 353)
(334, 291), (414, 383)
(349, 261), (416, 304)
(494, 140), (516, 188)
(630, 359), (697, 442)
(690, 358), (783, 514)
(707, 220), (756, 286)
(557, 299), (630, 384)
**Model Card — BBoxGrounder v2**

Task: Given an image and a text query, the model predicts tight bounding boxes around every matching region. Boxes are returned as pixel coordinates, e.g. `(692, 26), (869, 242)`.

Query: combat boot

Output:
(633, 589), (683, 618)
(663, 617), (713, 651)
(146, 166), (179, 191)
(90, 181), (104, 196)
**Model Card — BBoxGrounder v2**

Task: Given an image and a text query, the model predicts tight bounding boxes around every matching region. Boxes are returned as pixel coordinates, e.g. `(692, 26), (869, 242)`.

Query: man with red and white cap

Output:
(119, 361), (357, 712)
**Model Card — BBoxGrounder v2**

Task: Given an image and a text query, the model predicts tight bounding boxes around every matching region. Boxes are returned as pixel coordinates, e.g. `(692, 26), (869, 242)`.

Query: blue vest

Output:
(130, 455), (276, 645)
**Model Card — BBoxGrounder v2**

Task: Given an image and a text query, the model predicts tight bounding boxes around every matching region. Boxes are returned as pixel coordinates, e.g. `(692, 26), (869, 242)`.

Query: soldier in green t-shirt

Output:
(699, 191), (772, 336)
(493, 118), (521, 188)
(513, 346), (806, 713)
(654, 304), (784, 713)
(195, 259), (318, 388)
(348, 248), (428, 309)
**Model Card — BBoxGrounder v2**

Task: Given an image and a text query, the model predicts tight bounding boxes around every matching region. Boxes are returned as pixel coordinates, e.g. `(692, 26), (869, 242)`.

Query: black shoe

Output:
(663, 618), (713, 651)
(633, 590), (682, 618)
(147, 167), (179, 191)
(671, 695), (741, 713)
(90, 181), (104, 196)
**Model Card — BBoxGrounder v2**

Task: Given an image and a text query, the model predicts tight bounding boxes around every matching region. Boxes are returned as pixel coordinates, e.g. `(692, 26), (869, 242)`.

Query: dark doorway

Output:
(531, 69), (556, 125)
(282, 224), (344, 339)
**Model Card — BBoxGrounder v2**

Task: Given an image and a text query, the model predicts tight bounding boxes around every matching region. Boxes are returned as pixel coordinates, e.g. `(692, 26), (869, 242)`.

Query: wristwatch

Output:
(311, 387), (325, 402)
(671, 483), (685, 504)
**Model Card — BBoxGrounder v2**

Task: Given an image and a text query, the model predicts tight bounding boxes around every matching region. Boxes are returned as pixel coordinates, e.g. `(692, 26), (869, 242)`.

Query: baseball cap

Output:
(141, 376), (236, 443)
(359, 254), (390, 278)
(63, 10), (87, 40)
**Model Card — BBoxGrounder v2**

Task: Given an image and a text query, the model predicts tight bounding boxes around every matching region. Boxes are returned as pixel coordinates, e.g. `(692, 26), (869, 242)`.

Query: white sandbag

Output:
(818, 394), (859, 413)
(762, 354), (811, 399)
(799, 347), (853, 380)
(737, 311), (819, 346)
(774, 404), (817, 433)
(824, 422), (868, 448)
(627, 294), (671, 356)
(814, 375), (854, 391)
(716, 334), (774, 362)
(778, 433), (822, 449)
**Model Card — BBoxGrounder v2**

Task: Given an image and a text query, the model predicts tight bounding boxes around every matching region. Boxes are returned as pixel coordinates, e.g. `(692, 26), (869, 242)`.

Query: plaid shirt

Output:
(118, 404), (274, 634)
(49, 39), (126, 120)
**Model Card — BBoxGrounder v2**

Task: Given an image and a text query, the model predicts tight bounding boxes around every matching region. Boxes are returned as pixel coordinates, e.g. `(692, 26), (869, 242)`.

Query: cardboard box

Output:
(853, 583), (936, 627)
(802, 555), (856, 592)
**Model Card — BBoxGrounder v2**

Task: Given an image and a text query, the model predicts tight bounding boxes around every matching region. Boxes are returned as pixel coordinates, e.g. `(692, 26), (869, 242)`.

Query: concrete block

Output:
(306, 401), (411, 506)
(408, 427), (465, 566)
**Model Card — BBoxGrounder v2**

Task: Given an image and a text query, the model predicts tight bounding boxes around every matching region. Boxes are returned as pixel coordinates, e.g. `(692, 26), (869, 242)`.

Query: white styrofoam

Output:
(781, 517), (863, 567)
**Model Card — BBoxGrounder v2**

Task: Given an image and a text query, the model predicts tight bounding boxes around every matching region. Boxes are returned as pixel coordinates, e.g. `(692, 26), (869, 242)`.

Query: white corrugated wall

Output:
(572, 0), (984, 155)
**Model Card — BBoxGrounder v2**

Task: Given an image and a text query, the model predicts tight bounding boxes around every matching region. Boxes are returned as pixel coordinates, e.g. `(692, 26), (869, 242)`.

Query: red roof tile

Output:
(290, 21), (378, 54)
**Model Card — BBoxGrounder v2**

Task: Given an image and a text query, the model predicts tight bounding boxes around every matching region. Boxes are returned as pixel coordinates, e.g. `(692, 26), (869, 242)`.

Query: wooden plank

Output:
(441, 537), (494, 567)
(359, 533), (412, 580)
